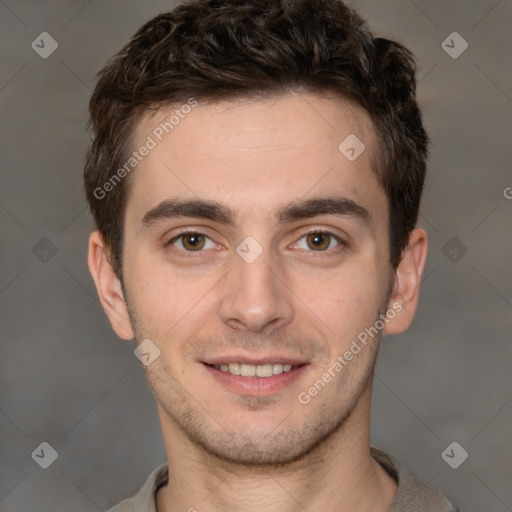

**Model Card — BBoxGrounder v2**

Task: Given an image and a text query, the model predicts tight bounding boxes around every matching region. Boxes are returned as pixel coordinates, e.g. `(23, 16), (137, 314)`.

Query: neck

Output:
(156, 385), (397, 512)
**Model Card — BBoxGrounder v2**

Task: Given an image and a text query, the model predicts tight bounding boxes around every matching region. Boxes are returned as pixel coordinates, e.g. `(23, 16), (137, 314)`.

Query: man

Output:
(84, 0), (458, 510)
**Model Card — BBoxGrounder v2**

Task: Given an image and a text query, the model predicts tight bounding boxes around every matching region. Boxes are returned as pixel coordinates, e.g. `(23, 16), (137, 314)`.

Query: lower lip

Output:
(202, 364), (309, 396)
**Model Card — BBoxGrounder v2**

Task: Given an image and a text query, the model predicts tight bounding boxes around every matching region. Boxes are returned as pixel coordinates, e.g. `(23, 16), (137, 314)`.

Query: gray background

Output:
(0, 1), (511, 511)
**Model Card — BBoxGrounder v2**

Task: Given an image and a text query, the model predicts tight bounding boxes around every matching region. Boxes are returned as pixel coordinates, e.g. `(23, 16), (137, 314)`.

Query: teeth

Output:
(240, 364), (256, 377)
(228, 363), (240, 375)
(256, 364), (274, 377)
(213, 362), (299, 378)
(272, 364), (284, 375)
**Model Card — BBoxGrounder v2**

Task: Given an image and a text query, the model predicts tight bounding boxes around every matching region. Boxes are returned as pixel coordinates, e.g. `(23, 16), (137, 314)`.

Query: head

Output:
(85, 0), (428, 466)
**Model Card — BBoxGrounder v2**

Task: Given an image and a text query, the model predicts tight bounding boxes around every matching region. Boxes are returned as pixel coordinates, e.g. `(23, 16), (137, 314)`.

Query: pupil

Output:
(183, 233), (205, 250)
(307, 233), (329, 250)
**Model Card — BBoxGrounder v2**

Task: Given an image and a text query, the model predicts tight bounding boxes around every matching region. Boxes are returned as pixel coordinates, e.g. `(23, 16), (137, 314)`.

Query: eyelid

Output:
(301, 228), (345, 240)
(291, 229), (346, 251)
(164, 226), (215, 242)
(165, 227), (347, 253)
(166, 229), (218, 250)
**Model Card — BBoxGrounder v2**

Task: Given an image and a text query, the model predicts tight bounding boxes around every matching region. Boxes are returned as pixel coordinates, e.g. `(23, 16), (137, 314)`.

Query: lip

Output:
(202, 354), (309, 366)
(202, 362), (310, 396)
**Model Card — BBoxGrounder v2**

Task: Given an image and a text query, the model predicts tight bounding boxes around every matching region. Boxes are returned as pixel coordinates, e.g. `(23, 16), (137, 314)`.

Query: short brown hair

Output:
(84, 0), (429, 279)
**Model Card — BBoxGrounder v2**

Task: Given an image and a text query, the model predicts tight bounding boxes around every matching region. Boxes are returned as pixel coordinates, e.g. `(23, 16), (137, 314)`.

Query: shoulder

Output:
(371, 447), (458, 512)
(105, 497), (134, 512)
(105, 463), (169, 512)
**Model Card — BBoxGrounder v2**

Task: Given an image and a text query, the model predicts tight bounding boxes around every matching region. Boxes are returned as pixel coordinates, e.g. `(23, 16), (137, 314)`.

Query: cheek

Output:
(311, 280), (378, 337)
(124, 250), (220, 338)
(289, 253), (389, 345)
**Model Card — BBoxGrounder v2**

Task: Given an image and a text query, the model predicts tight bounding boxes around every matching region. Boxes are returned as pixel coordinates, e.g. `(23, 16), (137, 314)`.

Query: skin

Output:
(88, 92), (427, 512)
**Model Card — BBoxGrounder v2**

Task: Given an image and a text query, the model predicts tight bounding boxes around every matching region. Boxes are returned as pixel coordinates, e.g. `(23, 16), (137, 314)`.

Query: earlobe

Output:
(383, 228), (428, 335)
(87, 231), (134, 340)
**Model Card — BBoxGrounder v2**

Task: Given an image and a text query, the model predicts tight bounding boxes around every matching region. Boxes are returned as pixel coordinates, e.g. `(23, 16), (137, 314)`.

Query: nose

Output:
(218, 245), (294, 333)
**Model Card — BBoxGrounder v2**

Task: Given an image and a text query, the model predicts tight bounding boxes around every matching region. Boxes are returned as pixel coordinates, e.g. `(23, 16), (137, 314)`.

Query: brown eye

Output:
(306, 232), (332, 251)
(181, 233), (206, 251)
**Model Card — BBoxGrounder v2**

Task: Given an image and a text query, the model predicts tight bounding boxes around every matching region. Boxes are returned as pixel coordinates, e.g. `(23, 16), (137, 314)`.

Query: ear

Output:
(87, 231), (134, 340)
(383, 228), (428, 334)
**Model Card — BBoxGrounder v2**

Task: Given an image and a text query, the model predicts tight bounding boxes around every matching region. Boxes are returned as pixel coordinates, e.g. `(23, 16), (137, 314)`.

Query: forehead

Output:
(126, 92), (384, 226)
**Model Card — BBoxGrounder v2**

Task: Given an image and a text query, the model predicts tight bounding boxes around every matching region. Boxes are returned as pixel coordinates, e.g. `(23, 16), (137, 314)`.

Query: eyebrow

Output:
(139, 199), (234, 231)
(278, 197), (370, 224)
(138, 196), (370, 231)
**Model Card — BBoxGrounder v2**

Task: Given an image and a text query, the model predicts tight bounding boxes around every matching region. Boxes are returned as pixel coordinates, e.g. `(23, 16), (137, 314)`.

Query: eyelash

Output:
(165, 229), (347, 256)
(294, 229), (346, 252)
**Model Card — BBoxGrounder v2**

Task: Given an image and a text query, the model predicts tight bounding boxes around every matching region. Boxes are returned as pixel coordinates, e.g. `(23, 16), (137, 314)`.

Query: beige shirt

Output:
(106, 447), (458, 512)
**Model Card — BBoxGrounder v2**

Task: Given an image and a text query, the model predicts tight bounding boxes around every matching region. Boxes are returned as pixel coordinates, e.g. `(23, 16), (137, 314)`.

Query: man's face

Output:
(121, 92), (394, 465)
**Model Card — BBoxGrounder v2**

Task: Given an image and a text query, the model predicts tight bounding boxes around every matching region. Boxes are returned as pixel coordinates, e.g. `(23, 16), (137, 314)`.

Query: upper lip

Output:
(202, 354), (309, 366)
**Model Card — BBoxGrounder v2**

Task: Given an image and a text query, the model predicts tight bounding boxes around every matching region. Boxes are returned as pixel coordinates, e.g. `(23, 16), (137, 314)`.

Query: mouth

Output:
(202, 357), (310, 396)
(204, 362), (303, 378)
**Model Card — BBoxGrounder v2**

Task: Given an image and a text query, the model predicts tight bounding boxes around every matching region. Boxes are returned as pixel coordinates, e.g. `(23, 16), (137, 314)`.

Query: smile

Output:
(203, 361), (309, 396)
(206, 362), (301, 378)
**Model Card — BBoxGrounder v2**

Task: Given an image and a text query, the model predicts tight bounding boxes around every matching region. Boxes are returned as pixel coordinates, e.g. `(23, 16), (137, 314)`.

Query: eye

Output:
(294, 231), (343, 252)
(168, 232), (217, 252)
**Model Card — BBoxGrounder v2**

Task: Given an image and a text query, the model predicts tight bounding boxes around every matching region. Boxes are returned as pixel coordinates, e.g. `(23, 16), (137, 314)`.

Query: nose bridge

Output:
(218, 240), (294, 332)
